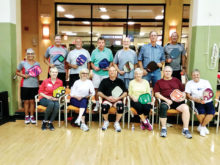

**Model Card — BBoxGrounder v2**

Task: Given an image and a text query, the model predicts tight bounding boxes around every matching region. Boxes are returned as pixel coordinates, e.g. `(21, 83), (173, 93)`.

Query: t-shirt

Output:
(98, 78), (127, 97)
(91, 47), (113, 76)
(70, 79), (95, 98)
(164, 43), (186, 71)
(66, 48), (91, 74)
(128, 79), (151, 100)
(45, 45), (68, 73)
(113, 49), (138, 79)
(185, 79), (212, 103)
(17, 61), (40, 88)
(154, 77), (184, 100)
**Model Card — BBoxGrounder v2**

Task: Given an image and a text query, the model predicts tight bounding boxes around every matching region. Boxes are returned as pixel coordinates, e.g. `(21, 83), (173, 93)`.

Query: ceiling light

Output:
(64, 14), (74, 19)
(139, 32), (145, 36)
(82, 21), (90, 24)
(57, 6), (65, 12)
(99, 7), (107, 12)
(161, 9), (164, 13)
(155, 15), (164, 20)
(65, 31), (77, 36)
(101, 15), (110, 19)
(128, 22), (135, 25)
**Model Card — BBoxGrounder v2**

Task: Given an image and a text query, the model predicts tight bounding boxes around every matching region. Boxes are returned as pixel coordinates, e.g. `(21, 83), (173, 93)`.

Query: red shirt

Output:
(154, 77), (184, 100)
(38, 78), (63, 100)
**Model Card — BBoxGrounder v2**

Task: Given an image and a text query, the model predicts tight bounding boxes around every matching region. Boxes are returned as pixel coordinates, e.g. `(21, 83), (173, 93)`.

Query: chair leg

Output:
(191, 112), (194, 133)
(216, 114), (220, 133)
(152, 111), (154, 129)
(58, 108), (61, 128)
(159, 118), (160, 130)
(99, 106), (102, 128)
(176, 114), (179, 124)
(65, 107), (68, 128)
(35, 107), (38, 126)
(122, 112), (125, 129)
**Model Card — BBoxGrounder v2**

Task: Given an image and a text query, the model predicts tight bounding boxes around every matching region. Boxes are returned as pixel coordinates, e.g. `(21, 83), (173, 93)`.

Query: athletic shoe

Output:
(204, 127), (210, 135)
(30, 116), (36, 124)
(41, 122), (47, 130)
(93, 104), (99, 112)
(25, 116), (30, 124)
(74, 118), (81, 126)
(160, 129), (167, 137)
(140, 122), (146, 130)
(197, 125), (201, 132)
(80, 123), (89, 131)
(48, 123), (55, 131)
(102, 121), (109, 131)
(144, 119), (153, 131)
(182, 129), (192, 139)
(200, 127), (206, 137)
(114, 122), (121, 132)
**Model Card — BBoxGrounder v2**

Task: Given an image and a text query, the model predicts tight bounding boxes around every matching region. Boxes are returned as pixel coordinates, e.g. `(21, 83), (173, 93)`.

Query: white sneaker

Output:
(197, 125), (201, 132)
(74, 118), (81, 126)
(204, 127), (210, 135)
(80, 123), (89, 131)
(114, 122), (121, 132)
(102, 121), (109, 131)
(200, 127), (206, 137)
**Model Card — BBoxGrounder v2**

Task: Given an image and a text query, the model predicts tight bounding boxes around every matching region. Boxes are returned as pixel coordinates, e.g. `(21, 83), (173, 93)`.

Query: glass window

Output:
(57, 5), (91, 18)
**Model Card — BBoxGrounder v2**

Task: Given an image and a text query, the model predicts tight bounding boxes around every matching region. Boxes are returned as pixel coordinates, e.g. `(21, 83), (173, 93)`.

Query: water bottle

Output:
(131, 124), (135, 131)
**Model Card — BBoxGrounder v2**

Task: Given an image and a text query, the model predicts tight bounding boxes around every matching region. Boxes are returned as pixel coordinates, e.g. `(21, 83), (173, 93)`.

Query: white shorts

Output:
(92, 73), (109, 88)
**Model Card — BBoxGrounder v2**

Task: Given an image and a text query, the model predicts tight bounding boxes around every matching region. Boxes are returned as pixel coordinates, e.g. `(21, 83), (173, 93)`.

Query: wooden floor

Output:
(1, 121), (220, 165)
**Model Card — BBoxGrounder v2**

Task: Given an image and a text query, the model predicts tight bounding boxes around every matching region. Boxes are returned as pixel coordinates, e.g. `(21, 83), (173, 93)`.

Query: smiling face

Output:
(108, 67), (117, 79)
(171, 32), (179, 44)
(97, 39), (105, 50)
(26, 52), (35, 60)
(123, 37), (130, 49)
(149, 31), (158, 43)
(134, 70), (143, 81)
(163, 66), (173, 79)
(192, 71), (200, 83)
(75, 38), (82, 49)
(49, 68), (58, 79)
(54, 35), (62, 46)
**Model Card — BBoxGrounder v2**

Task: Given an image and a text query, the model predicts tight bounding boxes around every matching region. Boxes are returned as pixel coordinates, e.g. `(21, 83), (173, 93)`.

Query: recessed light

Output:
(64, 14), (74, 19)
(161, 9), (164, 13)
(155, 15), (164, 20)
(99, 7), (107, 12)
(64, 31), (77, 36)
(101, 15), (110, 19)
(128, 22), (135, 25)
(82, 21), (90, 24)
(139, 32), (145, 36)
(57, 6), (65, 12)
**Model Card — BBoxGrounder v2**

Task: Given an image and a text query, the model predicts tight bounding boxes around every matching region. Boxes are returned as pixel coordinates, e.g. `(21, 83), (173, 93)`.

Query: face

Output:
(54, 36), (61, 46)
(171, 32), (178, 43)
(163, 67), (173, 79)
(26, 52), (35, 60)
(108, 67), (117, 78)
(97, 39), (105, 50)
(81, 71), (89, 80)
(75, 38), (82, 49)
(134, 71), (143, 80)
(149, 32), (158, 43)
(49, 69), (58, 79)
(192, 71), (200, 82)
(123, 38), (130, 49)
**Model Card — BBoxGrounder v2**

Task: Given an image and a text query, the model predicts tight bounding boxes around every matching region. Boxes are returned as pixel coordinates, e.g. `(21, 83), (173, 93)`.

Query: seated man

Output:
(98, 66), (127, 132)
(185, 69), (215, 137)
(154, 66), (192, 139)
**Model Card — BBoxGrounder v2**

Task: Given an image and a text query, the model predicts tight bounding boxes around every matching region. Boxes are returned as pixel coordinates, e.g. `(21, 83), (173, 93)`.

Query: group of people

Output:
(16, 31), (215, 138)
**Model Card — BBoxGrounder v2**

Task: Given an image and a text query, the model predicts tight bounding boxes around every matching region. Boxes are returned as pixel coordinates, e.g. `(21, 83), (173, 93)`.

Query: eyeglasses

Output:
(82, 73), (89, 75)
(27, 53), (34, 55)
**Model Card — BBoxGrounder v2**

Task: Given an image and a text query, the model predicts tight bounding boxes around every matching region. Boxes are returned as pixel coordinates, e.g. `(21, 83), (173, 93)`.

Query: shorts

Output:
(70, 98), (88, 109)
(92, 73), (108, 88)
(161, 101), (185, 109)
(21, 87), (39, 100)
(195, 101), (215, 115)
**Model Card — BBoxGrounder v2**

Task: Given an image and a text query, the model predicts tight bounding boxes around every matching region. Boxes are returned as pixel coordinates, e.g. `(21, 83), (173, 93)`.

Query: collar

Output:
(97, 47), (106, 52)
(149, 43), (158, 48)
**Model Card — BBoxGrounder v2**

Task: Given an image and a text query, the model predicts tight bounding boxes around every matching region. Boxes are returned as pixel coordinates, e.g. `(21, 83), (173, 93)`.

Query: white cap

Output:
(26, 48), (35, 54)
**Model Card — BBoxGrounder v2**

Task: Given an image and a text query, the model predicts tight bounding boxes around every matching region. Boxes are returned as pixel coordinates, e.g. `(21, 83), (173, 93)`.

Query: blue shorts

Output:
(70, 98), (88, 109)
(195, 101), (215, 115)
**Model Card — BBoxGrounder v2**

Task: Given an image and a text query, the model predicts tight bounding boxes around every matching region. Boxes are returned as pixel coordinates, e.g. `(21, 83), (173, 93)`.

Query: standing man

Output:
(44, 34), (68, 86)
(164, 32), (186, 80)
(138, 31), (165, 87)
(91, 37), (114, 111)
(66, 38), (91, 88)
(98, 66), (127, 132)
(113, 37), (138, 89)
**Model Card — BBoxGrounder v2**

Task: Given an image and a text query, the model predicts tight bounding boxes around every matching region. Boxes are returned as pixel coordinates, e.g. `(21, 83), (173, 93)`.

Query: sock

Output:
(183, 128), (188, 130)
(25, 115), (29, 117)
(162, 127), (166, 129)
(143, 120), (147, 124)
(30, 115), (33, 118)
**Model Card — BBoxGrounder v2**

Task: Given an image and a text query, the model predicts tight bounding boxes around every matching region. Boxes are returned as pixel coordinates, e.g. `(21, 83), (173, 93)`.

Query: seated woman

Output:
(16, 48), (41, 124)
(70, 68), (95, 131)
(128, 68), (153, 131)
(185, 69), (215, 137)
(39, 67), (63, 131)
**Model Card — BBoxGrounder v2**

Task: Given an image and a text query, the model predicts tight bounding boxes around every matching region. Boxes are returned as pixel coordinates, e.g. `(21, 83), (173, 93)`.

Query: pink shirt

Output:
(38, 78), (63, 100)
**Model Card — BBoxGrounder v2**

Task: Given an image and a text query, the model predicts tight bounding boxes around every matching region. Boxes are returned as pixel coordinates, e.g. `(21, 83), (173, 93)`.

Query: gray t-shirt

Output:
(66, 48), (91, 74)
(164, 43), (186, 71)
(17, 61), (40, 88)
(114, 49), (138, 79)
(45, 45), (68, 73)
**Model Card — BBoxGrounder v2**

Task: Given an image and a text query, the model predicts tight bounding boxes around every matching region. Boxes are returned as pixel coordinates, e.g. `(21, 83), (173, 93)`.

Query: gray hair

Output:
(164, 66), (173, 72)
(134, 68), (143, 74)
(79, 68), (89, 79)
(49, 67), (58, 73)
(192, 69), (200, 74)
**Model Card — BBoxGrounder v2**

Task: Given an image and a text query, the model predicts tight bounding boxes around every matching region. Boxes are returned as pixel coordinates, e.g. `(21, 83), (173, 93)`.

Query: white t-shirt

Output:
(185, 79), (212, 103)
(70, 79), (95, 98)
(66, 48), (91, 74)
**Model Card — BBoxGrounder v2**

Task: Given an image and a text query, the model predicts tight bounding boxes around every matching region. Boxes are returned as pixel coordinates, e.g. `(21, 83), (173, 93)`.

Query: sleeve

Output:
(113, 51), (119, 64)
(38, 80), (46, 94)
(17, 61), (23, 71)
(66, 52), (71, 63)
(91, 50), (95, 63)
(164, 45), (170, 59)
(120, 79), (127, 93)
(185, 81), (191, 94)
(160, 47), (165, 62)
(153, 81), (160, 93)
(89, 81), (95, 96)
(128, 81), (134, 96)
(181, 44), (186, 56)
(178, 79), (185, 91)
(70, 81), (77, 97)
(98, 80), (105, 92)
(138, 46), (144, 61)
(109, 49), (113, 62)
(44, 47), (50, 58)
(86, 51), (91, 62)
(134, 51), (138, 64)
(145, 81), (151, 94)
(64, 49), (68, 59)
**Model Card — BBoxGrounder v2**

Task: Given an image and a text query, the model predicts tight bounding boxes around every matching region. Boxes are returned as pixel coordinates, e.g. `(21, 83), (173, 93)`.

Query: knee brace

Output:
(159, 103), (169, 118)
(101, 104), (110, 114)
(116, 103), (124, 114)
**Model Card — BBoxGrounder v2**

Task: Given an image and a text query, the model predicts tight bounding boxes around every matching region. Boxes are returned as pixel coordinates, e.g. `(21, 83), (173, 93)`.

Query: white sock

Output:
(143, 120), (147, 124)
(162, 127), (166, 129)
(183, 128), (188, 130)
(25, 115), (29, 117)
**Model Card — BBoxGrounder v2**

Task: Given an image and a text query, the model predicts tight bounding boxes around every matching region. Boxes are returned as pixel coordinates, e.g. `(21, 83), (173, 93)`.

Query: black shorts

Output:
(69, 74), (80, 88)
(21, 87), (39, 100)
